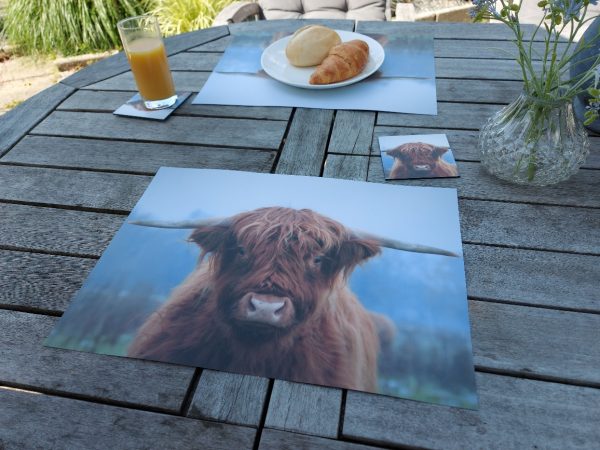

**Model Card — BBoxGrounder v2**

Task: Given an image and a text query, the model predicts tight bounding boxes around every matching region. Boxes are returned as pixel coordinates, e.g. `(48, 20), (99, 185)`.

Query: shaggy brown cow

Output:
(128, 207), (455, 391)
(386, 142), (458, 179)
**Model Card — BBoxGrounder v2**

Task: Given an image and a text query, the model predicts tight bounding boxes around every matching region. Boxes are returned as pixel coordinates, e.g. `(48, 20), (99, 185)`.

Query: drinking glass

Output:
(117, 15), (177, 110)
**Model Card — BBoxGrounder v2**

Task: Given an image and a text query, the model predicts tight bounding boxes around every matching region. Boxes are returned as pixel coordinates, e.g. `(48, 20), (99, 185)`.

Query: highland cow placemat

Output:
(46, 168), (477, 409)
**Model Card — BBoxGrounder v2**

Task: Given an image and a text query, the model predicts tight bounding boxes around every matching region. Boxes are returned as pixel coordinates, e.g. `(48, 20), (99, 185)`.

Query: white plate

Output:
(261, 30), (385, 90)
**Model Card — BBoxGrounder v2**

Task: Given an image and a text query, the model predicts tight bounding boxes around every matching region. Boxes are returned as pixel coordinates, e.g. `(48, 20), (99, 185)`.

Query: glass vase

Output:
(479, 91), (590, 186)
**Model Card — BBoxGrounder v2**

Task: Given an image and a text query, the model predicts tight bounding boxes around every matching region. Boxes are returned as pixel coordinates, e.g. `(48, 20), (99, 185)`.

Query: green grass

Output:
(3, 0), (146, 56)
(146, 0), (238, 36)
(3, 0), (239, 56)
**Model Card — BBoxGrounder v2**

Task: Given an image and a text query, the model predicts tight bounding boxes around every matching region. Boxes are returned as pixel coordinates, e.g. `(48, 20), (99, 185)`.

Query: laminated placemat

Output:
(193, 30), (438, 115)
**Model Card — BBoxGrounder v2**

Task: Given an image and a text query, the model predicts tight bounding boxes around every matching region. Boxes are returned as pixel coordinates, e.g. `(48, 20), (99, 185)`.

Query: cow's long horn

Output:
(129, 217), (229, 229)
(354, 230), (459, 257)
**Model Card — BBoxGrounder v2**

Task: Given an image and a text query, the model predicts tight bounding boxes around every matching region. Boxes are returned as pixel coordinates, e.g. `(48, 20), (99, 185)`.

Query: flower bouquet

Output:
(473, 0), (600, 185)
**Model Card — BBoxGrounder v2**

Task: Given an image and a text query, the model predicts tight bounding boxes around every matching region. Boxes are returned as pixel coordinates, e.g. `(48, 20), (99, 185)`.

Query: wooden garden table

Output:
(0, 19), (598, 450)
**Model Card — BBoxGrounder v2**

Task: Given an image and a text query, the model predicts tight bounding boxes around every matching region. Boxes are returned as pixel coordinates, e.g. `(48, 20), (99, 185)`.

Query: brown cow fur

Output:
(386, 142), (458, 179)
(128, 207), (389, 392)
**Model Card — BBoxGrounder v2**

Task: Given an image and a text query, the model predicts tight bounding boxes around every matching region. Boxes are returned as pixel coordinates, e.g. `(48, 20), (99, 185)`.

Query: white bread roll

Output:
(285, 25), (341, 67)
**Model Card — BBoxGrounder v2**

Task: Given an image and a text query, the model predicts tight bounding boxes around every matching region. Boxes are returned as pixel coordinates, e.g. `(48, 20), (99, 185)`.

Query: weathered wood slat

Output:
(437, 78), (523, 104)
(169, 52), (222, 71)
(378, 101), (501, 130)
(189, 35), (232, 52)
(0, 83), (75, 157)
(0, 203), (120, 257)
(464, 244), (598, 312)
(328, 111), (375, 156)
(0, 250), (95, 313)
(0, 310), (195, 410)
(433, 39), (568, 60)
(31, 111), (287, 150)
(265, 381), (342, 438)
(56, 90), (292, 121)
(259, 428), (380, 450)
(0, 388), (255, 450)
(230, 19), (355, 34)
(471, 300), (600, 385)
(0, 165), (150, 212)
(343, 372), (600, 449)
(323, 154), (369, 181)
(188, 370), (269, 427)
(436, 58), (539, 81)
(3, 136), (276, 174)
(275, 109), (334, 176)
(368, 158), (600, 208)
(163, 26), (230, 55)
(356, 21), (546, 41)
(61, 26), (229, 89)
(460, 200), (600, 255)
(372, 126), (600, 170)
(83, 70), (209, 92)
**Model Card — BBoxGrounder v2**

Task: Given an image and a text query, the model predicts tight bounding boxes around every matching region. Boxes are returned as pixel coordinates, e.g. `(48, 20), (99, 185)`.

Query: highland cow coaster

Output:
(379, 134), (460, 180)
(45, 168), (477, 409)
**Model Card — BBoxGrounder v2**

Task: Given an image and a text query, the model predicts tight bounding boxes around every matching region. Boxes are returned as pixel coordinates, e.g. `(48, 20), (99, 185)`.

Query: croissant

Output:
(309, 40), (369, 85)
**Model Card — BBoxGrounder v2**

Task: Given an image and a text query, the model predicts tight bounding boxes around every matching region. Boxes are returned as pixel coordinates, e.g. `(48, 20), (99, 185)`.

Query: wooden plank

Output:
(0, 310), (195, 410)
(61, 26), (229, 89)
(31, 111), (287, 150)
(259, 428), (380, 450)
(343, 372), (600, 449)
(0, 203), (120, 258)
(4, 136), (276, 174)
(470, 300), (600, 385)
(356, 21), (545, 41)
(189, 35), (232, 52)
(0, 388), (255, 450)
(436, 58), (540, 81)
(372, 126), (600, 170)
(188, 370), (269, 427)
(0, 250), (95, 313)
(323, 154), (369, 181)
(276, 109), (334, 176)
(265, 381), (342, 438)
(460, 200), (600, 255)
(437, 78), (523, 104)
(0, 165), (150, 212)
(56, 90), (292, 121)
(328, 111), (375, 156)
(367, 158), (600, 208)
(163, 26), (230, 55)
(377, 102), (502, 130)
(169, 52), (222, 71)
(0, 83), (75, 157)
(230, 19), (355, 34)
(464, 244), (599, 312)
(434, 39), (568, 61)
(82, 70), (209, 92)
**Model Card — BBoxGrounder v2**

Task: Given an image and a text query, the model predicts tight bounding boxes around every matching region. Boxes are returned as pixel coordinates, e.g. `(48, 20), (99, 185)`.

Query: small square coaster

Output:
(113, 92), (191, 120)
(379, 134), (460, 180)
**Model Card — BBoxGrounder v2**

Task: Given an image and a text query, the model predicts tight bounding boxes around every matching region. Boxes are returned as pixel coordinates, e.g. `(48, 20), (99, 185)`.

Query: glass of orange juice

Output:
(117, 15), (177, 110)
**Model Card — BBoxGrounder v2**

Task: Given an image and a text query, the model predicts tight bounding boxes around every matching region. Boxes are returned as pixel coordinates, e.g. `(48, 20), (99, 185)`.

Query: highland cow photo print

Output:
(379, 134), (460, 180)
(46, 168), (478, 409)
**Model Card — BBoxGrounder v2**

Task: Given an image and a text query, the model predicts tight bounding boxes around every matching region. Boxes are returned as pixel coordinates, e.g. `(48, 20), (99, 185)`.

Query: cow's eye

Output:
(237, 246), (246, 256)
(313, 256), (322, 264)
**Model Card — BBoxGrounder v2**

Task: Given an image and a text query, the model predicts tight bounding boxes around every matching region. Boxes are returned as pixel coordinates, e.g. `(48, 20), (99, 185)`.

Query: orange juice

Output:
(127, 37), (175, 101)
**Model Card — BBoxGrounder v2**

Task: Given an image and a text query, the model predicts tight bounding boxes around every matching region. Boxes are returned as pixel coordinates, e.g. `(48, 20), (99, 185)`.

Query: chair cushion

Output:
(259, 0), (387, 21)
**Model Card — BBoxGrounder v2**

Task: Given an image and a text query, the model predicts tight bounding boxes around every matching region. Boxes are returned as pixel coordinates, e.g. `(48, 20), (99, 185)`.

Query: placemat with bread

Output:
(193, 24), (437, 115)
